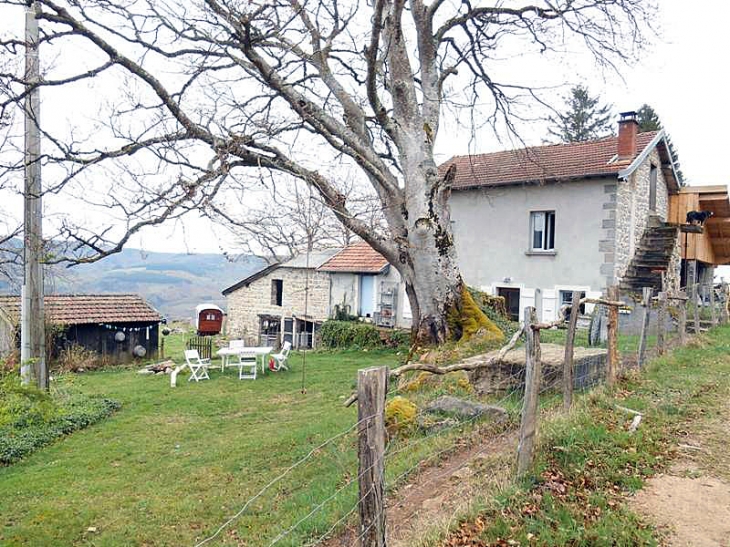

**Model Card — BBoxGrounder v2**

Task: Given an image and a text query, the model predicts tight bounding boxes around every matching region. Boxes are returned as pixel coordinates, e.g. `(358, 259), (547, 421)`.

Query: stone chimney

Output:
(617, 111), (639, 159)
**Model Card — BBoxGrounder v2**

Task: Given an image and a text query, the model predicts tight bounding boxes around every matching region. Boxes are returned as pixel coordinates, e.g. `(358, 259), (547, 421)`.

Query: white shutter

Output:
(542, 289), (557, 321)
(520, 288), (536, 314)
(584, 290), (602, 315)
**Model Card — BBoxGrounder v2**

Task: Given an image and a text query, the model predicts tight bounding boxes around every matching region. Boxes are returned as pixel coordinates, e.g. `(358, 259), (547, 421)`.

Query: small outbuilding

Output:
(0, 294), (162, 364)
(194, 303), (224, 336)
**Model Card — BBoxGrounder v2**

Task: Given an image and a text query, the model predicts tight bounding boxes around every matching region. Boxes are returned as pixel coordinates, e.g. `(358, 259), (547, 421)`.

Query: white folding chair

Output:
(223, 340), (246, 371)
(184, 349), (211, 382)
(237, 352), (257, 380)
(270, 341), (291, 371)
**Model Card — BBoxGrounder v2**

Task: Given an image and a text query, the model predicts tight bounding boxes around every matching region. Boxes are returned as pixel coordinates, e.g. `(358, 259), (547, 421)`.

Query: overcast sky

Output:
(3, 1), (729, 256)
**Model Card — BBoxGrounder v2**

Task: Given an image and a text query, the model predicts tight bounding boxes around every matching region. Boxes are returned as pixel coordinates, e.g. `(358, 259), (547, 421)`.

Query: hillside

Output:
(1, 247), (266, 321)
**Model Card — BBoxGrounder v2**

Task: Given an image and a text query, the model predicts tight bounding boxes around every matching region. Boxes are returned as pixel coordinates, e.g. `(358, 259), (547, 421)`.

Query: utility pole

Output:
(20, 0), (47, 389)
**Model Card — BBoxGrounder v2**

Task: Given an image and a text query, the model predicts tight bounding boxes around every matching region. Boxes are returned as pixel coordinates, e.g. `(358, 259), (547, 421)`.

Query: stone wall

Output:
(614, 148), (671, 281)
(226, 267), (331, 340)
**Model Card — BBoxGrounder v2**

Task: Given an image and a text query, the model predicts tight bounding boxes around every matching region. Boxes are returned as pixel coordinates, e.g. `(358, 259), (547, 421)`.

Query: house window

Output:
(649, 164), (657, 212)
(271, 279), (283, 306)
(530, 211), (555, 251)
(559, 290), (586, 315)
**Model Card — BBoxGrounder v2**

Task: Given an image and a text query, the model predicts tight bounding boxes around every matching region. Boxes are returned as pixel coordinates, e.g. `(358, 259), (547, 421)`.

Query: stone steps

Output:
(620, 222), (679, 293)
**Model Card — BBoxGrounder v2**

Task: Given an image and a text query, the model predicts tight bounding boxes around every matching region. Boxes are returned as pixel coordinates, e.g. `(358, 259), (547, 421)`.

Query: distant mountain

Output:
(0, 245), (266, 321)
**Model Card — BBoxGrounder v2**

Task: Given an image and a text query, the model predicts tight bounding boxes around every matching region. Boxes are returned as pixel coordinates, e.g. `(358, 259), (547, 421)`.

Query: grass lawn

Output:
(433, 326), (730, 546)
(0, 337), (492, 547)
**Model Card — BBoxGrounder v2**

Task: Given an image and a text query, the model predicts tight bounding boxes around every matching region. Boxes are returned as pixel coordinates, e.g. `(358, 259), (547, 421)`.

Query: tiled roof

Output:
(0, 294), (162, 325)
(281, 249), (342, 269)
(441, 132), (659, 189)
(317, 241), (389, 274)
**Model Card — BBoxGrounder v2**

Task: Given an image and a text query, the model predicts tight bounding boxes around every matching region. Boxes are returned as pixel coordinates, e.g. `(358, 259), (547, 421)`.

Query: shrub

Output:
(385, 396), (417, 434)
(55, 344), (104, 373)
(320, 320), (383, 349)
(0, 375), (120, 465)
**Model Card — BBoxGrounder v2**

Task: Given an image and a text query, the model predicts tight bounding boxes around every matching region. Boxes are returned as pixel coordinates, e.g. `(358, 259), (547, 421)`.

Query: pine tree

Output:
(636, 103), (685, 183)
(548, 85), (613, 143)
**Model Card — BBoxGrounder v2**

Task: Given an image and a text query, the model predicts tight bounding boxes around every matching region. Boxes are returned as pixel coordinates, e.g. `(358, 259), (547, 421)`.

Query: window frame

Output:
(530, 210), (556, 252)
(271, 279), (283, 307)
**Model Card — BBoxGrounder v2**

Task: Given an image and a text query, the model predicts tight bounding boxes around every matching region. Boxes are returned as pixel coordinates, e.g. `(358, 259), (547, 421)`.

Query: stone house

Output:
(443, 111), (730, 322)
(222, 243), (411, 348)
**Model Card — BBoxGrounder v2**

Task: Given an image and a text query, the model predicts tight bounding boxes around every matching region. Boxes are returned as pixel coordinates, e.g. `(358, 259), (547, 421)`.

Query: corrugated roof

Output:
(281, 249), (342, 269)
(0, 294), (162, 325)
(317, 242), (389, 273)
(441, 132), (659, 189)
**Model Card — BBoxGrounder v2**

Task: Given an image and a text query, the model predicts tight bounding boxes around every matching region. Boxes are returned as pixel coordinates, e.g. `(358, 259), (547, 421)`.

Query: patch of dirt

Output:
(320, 430), (516, 547)
(631, 401), (730, 547)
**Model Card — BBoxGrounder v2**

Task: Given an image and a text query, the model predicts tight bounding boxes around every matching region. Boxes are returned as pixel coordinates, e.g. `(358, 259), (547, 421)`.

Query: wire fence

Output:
(191, 281), (728, 547)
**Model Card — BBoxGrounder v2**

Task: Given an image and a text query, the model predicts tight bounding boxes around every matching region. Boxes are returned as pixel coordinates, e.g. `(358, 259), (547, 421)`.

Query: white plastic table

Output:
(216, 346), (274, 373)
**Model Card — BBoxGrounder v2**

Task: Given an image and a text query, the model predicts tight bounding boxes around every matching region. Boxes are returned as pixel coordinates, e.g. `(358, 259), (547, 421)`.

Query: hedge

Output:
(320, 320), (384, 349)
(0, 375), (120, 465)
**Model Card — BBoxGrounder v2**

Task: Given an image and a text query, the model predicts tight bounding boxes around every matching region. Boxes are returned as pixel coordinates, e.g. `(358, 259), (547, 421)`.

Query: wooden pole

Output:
(709, 284), (718, 327)
(692, 284), (700, 334)
(357, 366), (388, 547)
(563, 292), (580, 411)
(20, 0), (46, 389)
(678, 291), (688, 346)
(517, 307), (541, 476)
(637, 287), (653, 368)
(657, 291), (667, 355)
(606, 286), (619, 386)
(722, 283), (729, 325)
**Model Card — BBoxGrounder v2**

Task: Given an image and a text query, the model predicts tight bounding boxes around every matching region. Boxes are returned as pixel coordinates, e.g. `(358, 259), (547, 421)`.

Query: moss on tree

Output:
(447, 284), (504, 343)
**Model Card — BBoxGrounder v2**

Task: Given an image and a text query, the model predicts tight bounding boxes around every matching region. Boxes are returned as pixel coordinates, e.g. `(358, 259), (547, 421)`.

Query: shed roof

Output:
(440, 131), (669, 190)
(317, 241), (389, 274)
(0, 294), (162, 325)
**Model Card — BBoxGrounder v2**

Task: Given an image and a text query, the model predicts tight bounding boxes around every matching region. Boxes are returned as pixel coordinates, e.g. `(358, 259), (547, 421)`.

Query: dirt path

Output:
(321, 429), (516, 547)
(631, 401), (730, 546)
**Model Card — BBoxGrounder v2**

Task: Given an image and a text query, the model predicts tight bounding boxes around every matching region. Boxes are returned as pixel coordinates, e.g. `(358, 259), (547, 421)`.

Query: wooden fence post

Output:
(563, 292), (581, 412)
(657, 291), (667, 355)
(357, 366), (388, 547)
(709, 284), (718, 327)
(678, 291), (688, 346)
(722, 283), (730, 325)
(637, 287), (653, 368)
(606, 286), (619, 386)
(517, 307), (541, 476)
(692, 284), (701, 334)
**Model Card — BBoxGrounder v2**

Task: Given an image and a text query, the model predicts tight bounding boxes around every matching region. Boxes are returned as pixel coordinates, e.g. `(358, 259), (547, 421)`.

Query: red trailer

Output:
(195, 304), (224, 336)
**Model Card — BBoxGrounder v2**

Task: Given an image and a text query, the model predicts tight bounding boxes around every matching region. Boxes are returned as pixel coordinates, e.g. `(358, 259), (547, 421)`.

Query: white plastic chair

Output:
(237, 352), (257, 380)
(184, 349), (211, 382)
(270, 341), (291, 371)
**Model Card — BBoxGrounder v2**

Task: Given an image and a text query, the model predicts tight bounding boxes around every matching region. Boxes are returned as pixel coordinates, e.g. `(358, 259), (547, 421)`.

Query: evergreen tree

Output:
(636, 103), (685, 183)
(548, 85), (613, 143)
(637, 104), (661, 132)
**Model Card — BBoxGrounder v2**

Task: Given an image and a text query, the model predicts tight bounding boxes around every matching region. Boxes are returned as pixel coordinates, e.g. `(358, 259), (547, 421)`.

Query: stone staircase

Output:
(619, 219), (679, 293)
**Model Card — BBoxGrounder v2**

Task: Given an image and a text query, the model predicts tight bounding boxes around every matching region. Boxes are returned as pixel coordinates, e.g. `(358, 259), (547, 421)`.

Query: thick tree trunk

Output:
(393, 134), (502, 346)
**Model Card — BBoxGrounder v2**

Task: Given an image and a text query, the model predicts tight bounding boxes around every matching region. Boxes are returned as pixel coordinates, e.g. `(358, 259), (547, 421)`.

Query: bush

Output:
(320, 320), (383, 349)
(0, 375), (120, 465)
(385, 396), (417, 435)
(55, 344), (105, 373)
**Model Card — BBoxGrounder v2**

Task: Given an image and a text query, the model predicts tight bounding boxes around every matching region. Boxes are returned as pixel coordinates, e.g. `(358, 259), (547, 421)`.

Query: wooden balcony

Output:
(668, 185), (730, 265)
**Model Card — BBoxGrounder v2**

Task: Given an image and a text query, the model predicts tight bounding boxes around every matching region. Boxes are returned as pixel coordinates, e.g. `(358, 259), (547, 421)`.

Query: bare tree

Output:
(0, 0), (655, 343)
(208, 176), (381, 264)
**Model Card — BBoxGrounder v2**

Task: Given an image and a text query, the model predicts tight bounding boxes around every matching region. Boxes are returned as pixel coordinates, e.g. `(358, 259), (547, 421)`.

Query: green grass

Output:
(435, 326), (730, 546)
(0, 335), (499, 547)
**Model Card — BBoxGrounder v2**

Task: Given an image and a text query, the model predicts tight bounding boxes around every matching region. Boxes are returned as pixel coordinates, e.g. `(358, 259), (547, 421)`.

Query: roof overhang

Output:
(688, 186), (730, 264)
(618, 130), (682, 193)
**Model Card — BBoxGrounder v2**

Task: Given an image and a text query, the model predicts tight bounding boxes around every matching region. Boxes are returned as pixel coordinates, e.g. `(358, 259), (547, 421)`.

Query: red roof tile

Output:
(0, 294), (162, 325)
(317, 242), (389, 274)
(441, 132), (659, 189)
